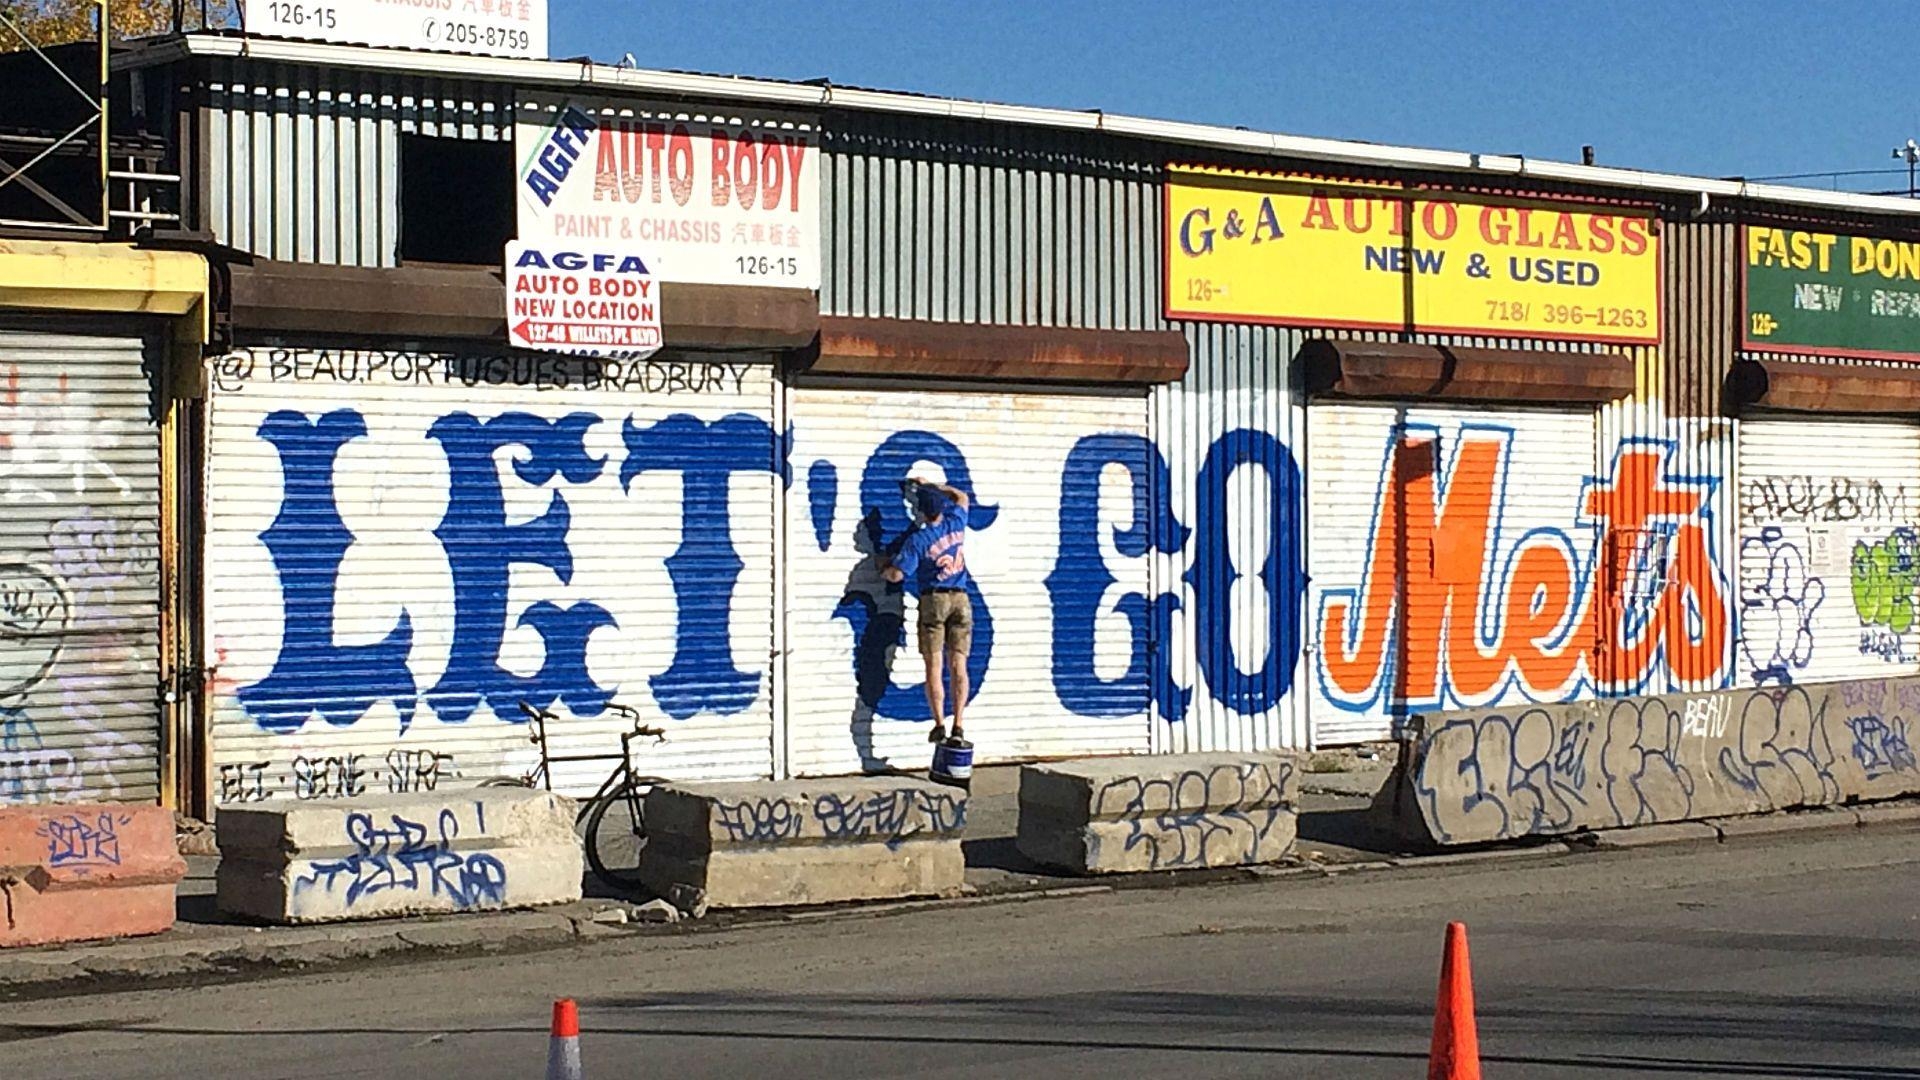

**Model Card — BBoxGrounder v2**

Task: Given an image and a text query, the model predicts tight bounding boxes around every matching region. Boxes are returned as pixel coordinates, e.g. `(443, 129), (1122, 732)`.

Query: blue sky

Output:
(551, 0), (1915, 192)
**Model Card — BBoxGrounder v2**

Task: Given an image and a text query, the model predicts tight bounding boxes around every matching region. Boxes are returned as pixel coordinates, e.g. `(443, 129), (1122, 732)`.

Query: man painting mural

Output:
(883, 477), (973, 744)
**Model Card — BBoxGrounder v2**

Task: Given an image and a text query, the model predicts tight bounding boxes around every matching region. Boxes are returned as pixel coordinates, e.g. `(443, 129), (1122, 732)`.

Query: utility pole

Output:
(1895, 139), (1920, 197)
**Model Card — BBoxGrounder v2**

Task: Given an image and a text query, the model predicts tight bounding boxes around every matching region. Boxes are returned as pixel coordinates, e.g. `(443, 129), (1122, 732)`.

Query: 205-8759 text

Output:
(433, 20), (531, 51)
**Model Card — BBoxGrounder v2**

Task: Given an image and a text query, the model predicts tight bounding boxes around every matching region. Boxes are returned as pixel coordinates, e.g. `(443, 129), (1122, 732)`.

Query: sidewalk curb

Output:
(0, 910), (586, 1001)
(1711, 808), (1860, 840)
(1584, 821), (1723, 849)
(778, 884), (1115, 924)
(1852, 802), (1920, 826)
(10, 798), (1918, 1002)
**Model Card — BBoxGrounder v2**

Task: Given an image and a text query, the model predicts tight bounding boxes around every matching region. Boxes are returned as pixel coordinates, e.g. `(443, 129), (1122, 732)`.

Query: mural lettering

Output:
(1189, 430), (1305, 715)
(1047, 434), (1188, 719)
(827, 430), (997, 722)
(621, 413), (780, 718)
(239, 411), (418, 734)
(1319, 431), (1729, 716)
(428, 412), (614, 723)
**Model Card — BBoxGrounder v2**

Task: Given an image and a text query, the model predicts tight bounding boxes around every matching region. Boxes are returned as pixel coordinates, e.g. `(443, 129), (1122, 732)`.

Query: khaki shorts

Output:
(917, 589), (974, 658)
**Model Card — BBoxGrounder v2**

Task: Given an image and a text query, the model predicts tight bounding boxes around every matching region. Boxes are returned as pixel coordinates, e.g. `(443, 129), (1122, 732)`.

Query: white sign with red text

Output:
(505, 241), (662, 357)
(246, 0), (546, 59)
(515, 97), (819, 289)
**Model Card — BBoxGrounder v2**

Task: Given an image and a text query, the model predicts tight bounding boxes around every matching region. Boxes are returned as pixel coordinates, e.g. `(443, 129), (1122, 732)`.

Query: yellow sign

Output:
(1165, 168), (1660, 343)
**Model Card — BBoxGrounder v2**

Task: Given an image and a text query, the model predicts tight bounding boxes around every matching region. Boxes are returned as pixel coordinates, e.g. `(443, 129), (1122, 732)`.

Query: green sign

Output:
(1744, 225), (1920, 360)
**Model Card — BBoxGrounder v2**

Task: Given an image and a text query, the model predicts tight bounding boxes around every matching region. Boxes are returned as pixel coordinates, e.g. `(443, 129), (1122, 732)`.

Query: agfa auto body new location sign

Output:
(514, 97), (819, 289)
(506, 241), (662, 356)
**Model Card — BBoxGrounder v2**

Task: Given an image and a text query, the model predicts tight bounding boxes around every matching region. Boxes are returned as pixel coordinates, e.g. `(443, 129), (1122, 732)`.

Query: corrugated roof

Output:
(114, 30), (1920, 222)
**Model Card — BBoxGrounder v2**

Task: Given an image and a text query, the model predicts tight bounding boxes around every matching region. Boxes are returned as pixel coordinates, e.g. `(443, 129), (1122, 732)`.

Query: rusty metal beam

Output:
(1724, 358), (1920, 415)
(226, 259), (819, 349)
(1297, 338), (1635, 405)
(808, 316), (1189, 385)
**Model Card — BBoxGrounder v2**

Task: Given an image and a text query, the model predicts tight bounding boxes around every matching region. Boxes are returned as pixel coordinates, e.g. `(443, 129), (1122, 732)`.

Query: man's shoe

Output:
(927, 723), (947, 743)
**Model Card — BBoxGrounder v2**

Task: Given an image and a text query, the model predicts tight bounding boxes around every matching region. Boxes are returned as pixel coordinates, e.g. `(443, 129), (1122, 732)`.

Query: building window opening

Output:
(400, 135), (513, 265)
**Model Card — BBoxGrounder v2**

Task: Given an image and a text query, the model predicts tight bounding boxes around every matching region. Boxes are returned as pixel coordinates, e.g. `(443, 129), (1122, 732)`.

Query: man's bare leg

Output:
(947, 650), (969, 740)
(923, 648), (947, 740)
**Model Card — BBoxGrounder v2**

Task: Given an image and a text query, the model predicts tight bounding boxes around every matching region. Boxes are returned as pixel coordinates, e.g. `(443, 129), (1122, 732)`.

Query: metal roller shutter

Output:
(0, 329), (162, 805)
(1308, 403), (1598, 744)
(784, 382), (1152, 776)
(1737, 417), (1920, 687)
(206, 350), (778, 804)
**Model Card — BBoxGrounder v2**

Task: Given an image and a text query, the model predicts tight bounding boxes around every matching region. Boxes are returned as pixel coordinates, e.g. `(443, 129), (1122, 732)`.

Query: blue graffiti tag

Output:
(292, 807), (508, 910)
(36, 812), (129, 868)
(1846, 713), (1917, 779)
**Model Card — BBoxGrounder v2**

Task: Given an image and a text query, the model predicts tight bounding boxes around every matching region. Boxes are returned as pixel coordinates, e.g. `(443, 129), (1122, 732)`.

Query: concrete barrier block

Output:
(1395, 677), (1920, 846)
(0, 804), (185, 949)
(639, 776), (966, 908)
(215, 790), (581, 924)
(1016, 752), (1299, 874)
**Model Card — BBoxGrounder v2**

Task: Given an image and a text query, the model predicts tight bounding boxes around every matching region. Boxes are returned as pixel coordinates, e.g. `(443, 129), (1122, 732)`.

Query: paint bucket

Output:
(930, 737), (973, 790)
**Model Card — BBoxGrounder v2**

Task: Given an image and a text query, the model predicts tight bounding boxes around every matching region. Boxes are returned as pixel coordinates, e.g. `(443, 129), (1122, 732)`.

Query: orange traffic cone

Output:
(546, 998), (583, 1080)
(1428, 922), (1481, 1080)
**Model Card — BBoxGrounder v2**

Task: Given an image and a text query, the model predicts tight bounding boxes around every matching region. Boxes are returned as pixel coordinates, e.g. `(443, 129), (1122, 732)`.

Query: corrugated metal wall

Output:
(1151, 323), (1306, 753)
(204, 348), (781, 804)
(1309, 401), (1599, 745)
(1662, 220), (1738, 417)
(1738, 417), (1920, 685)
(820, 113), (1165, 330)
(200, 59), (514, 266)
(1653, 219), (1754, 701)
(782, 381), (1151, 774)
(0, 329), (163, 805)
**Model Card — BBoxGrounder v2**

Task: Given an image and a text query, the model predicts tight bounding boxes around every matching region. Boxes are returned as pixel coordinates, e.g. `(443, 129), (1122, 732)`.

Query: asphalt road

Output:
(6, 825), (1920, 1079)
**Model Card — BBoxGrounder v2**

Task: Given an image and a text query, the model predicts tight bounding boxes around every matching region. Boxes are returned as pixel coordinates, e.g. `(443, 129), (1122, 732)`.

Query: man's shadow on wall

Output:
(833, 510), (910, 772)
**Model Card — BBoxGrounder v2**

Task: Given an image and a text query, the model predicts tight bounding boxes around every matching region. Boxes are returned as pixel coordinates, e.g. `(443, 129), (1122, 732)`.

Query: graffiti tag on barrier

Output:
(292, 806), (508, 910)
(35, 811), (129, 869)
(1092, 762), (1294, 870)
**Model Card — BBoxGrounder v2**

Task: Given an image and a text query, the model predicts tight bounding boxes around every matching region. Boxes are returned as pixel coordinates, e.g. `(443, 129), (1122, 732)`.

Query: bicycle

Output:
(478, 700), (667, 892)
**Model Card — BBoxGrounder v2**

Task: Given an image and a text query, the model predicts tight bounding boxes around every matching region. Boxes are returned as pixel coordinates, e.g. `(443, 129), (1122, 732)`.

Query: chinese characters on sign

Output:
(515, 97), (820, 290)
(1164, 167), (1660, 344)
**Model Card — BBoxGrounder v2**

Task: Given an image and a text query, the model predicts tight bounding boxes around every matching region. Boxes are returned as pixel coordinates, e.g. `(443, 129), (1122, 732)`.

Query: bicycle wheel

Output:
(583, 780), (649, 892)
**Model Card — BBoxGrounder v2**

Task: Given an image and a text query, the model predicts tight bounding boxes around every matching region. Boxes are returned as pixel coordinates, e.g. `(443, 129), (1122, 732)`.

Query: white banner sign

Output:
(515, 98), (820, 289)
(246, 0), (547, 59)
(506, 240), (662, 357)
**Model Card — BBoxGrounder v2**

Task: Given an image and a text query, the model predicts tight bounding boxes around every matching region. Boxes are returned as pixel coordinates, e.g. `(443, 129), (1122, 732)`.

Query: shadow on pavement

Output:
(14, 984), (1920, 1080)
